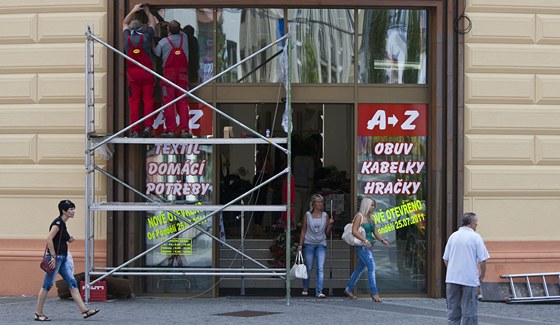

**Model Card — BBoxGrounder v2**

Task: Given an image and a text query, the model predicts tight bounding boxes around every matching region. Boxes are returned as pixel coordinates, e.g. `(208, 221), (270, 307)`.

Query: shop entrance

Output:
(218, 103), (352, 295)
(111, 3), (461, 298)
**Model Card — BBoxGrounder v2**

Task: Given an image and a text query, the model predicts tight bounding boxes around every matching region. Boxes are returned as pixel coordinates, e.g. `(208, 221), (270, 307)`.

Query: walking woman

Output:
(34, 200), (99, 321)
(344, 197), (389, 302)
(297, 194), (334, 298)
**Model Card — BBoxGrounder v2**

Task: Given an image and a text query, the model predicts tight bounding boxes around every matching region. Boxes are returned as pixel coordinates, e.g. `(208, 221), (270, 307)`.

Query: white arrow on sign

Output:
(388, 114), (398, 127)
(366, 109), (420, 131)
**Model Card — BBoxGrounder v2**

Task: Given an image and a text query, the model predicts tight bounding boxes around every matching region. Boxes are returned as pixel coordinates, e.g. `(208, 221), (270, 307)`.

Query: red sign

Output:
(153, 102), (213, 136)
(188, 102), (213, 136)
(358, 104), (427, 136)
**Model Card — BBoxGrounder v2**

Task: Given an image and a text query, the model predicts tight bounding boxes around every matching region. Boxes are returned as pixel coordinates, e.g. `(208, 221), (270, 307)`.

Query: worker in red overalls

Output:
(122, 4), (157, 138)
(154, 20), (191, 138)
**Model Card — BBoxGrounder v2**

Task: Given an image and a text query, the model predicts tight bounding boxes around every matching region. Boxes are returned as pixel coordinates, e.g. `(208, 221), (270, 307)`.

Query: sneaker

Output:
(316, 293), (327, 298)
(130, 131), (140, 138)
(143, 126), (153, 138)
(160, 131), (174, 138)
(301, 290), (308, 296)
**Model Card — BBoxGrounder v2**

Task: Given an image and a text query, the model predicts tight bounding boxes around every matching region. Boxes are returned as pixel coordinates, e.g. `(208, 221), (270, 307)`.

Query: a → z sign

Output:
(153, 102), (213, 136)
(358, 104), (427, 136)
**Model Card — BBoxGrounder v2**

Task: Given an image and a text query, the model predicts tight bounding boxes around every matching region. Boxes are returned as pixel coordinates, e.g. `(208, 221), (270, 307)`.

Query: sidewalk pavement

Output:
(1, 295), (557, 324)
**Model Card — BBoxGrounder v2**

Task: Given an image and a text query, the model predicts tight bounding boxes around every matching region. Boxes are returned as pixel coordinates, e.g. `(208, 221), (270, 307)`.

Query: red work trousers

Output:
(160, 69), (189, 133)
(127, 67), (155, 132)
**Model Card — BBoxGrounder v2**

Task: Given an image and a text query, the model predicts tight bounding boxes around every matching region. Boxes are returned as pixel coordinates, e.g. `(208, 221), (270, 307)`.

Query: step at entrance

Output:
(219, 239), (351, 293)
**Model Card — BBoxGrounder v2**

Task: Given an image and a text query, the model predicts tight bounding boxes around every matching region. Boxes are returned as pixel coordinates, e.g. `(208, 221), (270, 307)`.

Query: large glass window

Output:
(288, 9), (355, 83)
(218, 9), (284, 83)
(357, 103), (428, 294)
(155, 8), (427, 85)
(144, 145), (214, 294)
(358, 9), (427, 84)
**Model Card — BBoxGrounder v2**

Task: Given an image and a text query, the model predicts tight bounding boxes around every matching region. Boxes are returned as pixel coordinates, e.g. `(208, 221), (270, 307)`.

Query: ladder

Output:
(501, 272), (560, 303)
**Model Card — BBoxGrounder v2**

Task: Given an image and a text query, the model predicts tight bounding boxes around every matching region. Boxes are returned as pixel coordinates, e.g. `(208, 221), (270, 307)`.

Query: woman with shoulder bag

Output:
(297, 194), (334, 298)
(34, 200), (99, 321)
(343, 197), (389, 303)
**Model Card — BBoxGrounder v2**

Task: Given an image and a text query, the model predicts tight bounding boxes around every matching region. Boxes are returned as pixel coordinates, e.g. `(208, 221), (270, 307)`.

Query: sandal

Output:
(344, 290), (357, 300)
(81, 309), (100, 319)
(34, 313), (51, 321)
(371, 294), (383, 303)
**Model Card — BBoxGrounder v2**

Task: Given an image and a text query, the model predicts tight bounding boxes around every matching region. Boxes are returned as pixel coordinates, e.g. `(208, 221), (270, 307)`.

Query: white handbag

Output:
(290, 251), (308, 279)
(342, 214), (366, 246)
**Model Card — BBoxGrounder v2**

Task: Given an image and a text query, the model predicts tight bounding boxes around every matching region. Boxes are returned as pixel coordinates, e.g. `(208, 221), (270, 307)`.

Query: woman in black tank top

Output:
(34, 200), (100, 321)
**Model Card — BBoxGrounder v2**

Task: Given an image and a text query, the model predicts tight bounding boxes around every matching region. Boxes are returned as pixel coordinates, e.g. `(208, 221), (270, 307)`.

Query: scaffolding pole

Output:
(285, 34), (293, 306)
(83, 24), (293, 303)
(84, 25), (96, 302)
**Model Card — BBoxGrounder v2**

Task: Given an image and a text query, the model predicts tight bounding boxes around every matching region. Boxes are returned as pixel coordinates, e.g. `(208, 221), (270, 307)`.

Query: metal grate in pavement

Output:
(214, 310), (283, 318)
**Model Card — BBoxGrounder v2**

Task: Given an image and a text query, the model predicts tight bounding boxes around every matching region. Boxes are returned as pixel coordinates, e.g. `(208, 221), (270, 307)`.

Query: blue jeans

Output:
(446, 283), (478, 325)
(303, 244), (326, 295)
(42, 254), (77, 291)
(345, 246), (378, 295)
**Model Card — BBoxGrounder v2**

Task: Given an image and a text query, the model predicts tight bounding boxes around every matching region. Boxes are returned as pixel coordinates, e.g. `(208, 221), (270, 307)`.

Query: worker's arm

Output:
(123, 3), (143, 31)
(143, 5), (157, 30)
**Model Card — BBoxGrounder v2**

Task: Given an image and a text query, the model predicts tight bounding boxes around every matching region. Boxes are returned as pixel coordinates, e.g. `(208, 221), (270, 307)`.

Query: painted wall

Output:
(464, 0), (560, 281)
(0, 0), (108, 296)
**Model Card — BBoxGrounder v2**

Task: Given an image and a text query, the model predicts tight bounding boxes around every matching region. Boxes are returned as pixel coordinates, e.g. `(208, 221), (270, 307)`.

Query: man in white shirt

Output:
(443, 212), (490, 325)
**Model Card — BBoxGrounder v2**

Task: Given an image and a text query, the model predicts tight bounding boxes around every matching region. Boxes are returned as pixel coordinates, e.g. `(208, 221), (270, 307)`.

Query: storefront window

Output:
(288, 9), (355, 83)
(144, 144), (214, 294)
(357, 103), (428, 293)
(153, 8), (427, 85)
(126, 4), (433, 297)
(217, 8), (284, 83)
(358, 9), (427, 84)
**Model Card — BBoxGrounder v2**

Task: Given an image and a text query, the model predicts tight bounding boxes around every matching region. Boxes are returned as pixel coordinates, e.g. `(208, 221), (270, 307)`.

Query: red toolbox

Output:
(80, 280), (107, 301)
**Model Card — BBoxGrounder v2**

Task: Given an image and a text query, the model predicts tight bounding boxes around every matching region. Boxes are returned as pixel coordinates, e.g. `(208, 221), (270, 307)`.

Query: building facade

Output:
(0, 0), (558, 298)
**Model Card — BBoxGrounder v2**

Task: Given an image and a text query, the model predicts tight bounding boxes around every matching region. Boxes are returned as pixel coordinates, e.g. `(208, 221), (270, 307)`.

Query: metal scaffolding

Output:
(84, 25), (293, 303)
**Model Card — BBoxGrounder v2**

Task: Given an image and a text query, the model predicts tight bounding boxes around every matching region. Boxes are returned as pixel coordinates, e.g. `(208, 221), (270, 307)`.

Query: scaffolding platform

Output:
(90, 202), (286, 212)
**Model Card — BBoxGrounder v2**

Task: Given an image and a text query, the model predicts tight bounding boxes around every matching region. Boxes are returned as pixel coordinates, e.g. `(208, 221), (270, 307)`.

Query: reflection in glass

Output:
(155, 8), (214, 84)
(288, 9), (354, 83)
(358, 9), (427, 84)
(218, 9), (284, 83)
(357, 136), (427, 294)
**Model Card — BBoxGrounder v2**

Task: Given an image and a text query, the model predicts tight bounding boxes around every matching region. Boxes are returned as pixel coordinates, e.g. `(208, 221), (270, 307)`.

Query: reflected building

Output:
(289, 9), (355, 83)
(358, 9), (427, 84)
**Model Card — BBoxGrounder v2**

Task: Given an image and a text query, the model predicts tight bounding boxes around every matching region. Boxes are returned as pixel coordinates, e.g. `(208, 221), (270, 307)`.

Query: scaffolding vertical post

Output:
(285, 33), (292, 306)
(240, 200), (245, 295)
(84, 24), (96, 303)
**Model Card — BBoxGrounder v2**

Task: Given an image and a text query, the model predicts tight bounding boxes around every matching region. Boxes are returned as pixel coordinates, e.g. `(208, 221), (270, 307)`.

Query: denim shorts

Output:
(41, 254), (77, 291)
